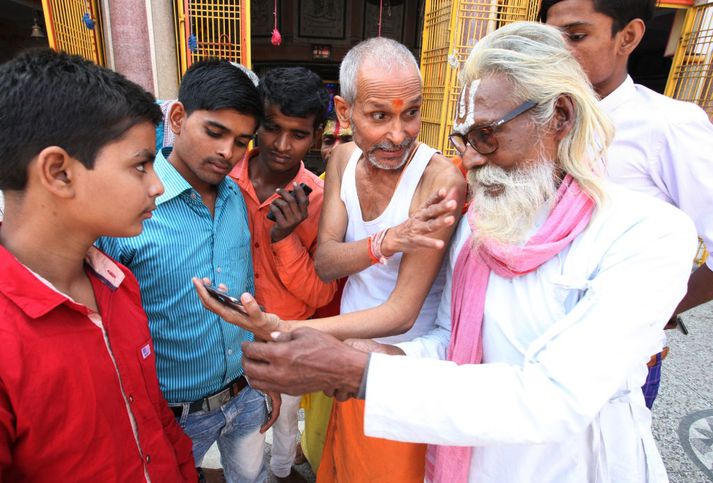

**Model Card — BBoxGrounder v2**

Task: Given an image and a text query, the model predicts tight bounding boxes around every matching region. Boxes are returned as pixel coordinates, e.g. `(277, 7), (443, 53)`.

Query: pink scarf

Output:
(425, 175), (595, 483)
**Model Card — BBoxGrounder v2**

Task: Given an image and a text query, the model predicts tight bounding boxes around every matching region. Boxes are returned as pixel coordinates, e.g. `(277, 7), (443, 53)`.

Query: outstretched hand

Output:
(241, 327), (369, 397)
(381, 187), (459, 257)
(192, 277), (290, 340)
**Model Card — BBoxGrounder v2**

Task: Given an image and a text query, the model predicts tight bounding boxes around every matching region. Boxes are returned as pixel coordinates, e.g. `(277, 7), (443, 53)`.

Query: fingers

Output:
(270, 196), (291, 225)
(292, 182), (310, 218)
(242, 339), (278, 364)
(410, 234), (446, 250)
(192, 277), (240, 320)
(239, 292), (264, 319)
(415, 194), (458, 223)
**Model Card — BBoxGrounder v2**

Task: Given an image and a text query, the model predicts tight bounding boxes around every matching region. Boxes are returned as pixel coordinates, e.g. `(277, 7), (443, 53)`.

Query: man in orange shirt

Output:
(229, 67), (336, 483)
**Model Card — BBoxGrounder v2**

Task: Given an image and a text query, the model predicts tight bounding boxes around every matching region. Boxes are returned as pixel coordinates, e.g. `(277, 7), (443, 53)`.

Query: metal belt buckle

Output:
(205, 388), (232, 411)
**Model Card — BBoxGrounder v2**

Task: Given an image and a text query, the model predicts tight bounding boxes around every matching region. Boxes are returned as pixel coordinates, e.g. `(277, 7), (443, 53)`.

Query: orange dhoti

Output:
(317, 398), (426, 483)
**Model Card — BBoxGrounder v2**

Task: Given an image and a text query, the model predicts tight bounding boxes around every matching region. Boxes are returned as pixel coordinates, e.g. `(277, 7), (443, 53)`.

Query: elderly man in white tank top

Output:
(306, 37), (466, 482)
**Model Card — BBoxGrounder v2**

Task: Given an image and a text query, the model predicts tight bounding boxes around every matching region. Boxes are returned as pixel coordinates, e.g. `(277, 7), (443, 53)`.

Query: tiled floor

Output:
(653, 301), (713, 482)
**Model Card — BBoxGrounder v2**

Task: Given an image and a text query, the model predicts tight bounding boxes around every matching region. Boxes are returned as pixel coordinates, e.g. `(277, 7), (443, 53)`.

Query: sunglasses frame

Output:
(449, 100), (538, 155)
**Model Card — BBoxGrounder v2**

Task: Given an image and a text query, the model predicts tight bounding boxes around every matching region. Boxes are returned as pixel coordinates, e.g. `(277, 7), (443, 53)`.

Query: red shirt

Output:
(230, 149), (337, 320)
(0, 245), (196, 482)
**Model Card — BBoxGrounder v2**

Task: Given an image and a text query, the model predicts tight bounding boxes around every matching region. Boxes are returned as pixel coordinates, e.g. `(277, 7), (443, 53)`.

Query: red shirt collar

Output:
(0, 244), (125, 319)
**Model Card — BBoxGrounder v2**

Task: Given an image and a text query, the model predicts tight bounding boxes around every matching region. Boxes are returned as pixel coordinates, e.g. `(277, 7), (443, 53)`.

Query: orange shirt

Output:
(230, 149), (336, 320)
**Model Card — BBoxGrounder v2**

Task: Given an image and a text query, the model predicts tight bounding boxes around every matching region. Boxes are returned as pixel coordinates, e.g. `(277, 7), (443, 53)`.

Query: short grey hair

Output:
(339, 37), (421, 103)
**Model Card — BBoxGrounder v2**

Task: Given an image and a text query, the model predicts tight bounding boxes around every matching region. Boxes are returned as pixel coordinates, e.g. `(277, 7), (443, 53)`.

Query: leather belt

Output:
(170, 375), (248, 418)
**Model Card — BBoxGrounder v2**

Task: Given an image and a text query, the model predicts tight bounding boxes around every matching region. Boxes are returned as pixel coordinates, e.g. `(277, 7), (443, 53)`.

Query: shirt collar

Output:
(0, 245), (125, 319)
(599, 75), (636, 114)
(229, 148), (257, 193)
(155, 147), (240, 205)
(155, 147), (193, 205)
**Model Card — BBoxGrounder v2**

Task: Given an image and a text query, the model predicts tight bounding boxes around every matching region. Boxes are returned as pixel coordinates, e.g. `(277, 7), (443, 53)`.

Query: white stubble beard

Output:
(350, 115), (416, 171)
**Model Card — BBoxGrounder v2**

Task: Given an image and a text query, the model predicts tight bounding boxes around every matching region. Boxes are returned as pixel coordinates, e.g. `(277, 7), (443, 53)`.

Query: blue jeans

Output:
(177, 386), (267, 483)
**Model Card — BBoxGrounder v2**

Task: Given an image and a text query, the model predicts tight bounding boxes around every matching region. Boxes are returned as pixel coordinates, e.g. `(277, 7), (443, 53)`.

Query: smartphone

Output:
(264, 394), (273, 423)
(267, 182), (313, 221)
(203, 284), (248, 315)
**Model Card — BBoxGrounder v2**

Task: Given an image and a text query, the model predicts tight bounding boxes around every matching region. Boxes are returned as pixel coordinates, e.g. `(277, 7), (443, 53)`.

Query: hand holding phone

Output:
(266, 182), (313, 222)
(203, 284), (249, 315)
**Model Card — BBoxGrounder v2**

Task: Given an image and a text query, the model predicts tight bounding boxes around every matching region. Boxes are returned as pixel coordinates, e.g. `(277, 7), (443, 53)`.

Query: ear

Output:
(168, 101), (187, 135)
(33, 146), (79, 199)
(334, 96), (351, 128)
(552, 95), (575, 142)
(617, 19), (646, 57)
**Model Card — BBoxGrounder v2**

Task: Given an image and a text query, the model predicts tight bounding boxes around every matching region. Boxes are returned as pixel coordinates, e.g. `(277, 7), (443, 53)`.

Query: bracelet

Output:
(369, 229), (390, 265)
(366, 236), (380, 265)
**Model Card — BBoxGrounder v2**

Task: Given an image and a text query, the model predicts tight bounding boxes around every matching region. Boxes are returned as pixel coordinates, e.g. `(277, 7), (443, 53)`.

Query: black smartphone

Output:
(203, 284), (248, 315)
(267, 182), (313, 221)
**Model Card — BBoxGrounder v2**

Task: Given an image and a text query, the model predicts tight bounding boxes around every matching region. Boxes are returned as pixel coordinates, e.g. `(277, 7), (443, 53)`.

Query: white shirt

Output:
(601, 76), (713, 270)
(364, 184), (697, 482)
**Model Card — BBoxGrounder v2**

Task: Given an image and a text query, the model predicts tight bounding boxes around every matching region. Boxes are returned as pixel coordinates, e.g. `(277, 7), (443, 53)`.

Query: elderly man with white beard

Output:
(199, 22), (697, 482)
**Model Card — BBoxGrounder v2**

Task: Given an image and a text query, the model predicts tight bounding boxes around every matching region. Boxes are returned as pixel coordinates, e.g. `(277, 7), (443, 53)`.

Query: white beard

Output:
(469, 159), (558, 247)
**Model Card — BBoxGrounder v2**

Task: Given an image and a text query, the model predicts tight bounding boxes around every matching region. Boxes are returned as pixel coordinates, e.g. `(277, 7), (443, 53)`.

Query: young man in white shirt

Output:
(542, 0), (713, 408)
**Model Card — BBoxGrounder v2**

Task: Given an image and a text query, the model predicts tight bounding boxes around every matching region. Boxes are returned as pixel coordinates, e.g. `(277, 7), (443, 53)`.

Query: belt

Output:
(169, 375), (248, 418)
(646, 346), (669, 369)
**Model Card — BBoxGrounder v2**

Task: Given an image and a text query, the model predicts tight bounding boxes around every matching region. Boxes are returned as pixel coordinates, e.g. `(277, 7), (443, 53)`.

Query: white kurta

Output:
(602, 76), (713, 270)
(363, 184), (697, 482)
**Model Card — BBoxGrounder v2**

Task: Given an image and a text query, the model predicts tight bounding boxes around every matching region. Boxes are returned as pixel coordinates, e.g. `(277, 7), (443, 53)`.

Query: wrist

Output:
(270, 228), (287, 243)
(379, 229), (395, 258)
(369, 228), (392, 264)
(345, 350), (370, 398)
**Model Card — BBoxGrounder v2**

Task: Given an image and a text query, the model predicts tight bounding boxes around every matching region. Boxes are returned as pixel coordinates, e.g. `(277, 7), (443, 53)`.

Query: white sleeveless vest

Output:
(339, 143), (447, 344)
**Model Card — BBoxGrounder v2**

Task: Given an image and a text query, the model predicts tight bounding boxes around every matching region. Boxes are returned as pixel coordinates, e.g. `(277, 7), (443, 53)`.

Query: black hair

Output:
(178, 59), (263, 123)
(259, 67), (330, 129)
(539, 0), (656, 34)
(0, 49), (162, 191)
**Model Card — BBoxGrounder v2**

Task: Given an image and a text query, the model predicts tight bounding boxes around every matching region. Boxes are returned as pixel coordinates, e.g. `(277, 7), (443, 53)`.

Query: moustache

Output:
(369, 137), (415, 153)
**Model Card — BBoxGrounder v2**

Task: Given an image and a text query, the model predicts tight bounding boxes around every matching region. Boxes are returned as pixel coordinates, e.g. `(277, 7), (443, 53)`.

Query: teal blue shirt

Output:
(97, 148), (254, 403)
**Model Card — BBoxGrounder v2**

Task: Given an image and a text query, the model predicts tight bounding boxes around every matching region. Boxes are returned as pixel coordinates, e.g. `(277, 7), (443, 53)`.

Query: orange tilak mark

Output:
(391, 99), (404, 109)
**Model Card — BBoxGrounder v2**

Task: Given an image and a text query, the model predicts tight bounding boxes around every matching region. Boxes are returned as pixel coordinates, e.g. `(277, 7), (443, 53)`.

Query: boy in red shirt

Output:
(0, 50), (196, 482)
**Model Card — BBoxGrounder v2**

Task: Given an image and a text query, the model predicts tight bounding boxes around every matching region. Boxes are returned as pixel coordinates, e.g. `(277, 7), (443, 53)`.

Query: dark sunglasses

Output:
(449, 100), (537, 155)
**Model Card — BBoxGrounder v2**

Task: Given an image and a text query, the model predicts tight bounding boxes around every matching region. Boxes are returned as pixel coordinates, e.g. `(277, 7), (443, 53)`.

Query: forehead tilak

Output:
(453, 79), (480, 135)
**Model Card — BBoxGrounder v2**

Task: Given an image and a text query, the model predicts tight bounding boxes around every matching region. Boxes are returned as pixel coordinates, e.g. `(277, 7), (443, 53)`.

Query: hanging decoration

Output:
(188, 33), (198, 53)
(82, 0), (95, 30)
(271, 0), (282, 46)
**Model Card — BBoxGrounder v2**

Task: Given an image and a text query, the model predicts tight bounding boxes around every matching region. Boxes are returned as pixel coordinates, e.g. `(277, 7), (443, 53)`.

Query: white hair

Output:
(339, 37), (421, 103)
(462, 22), (613, 206)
